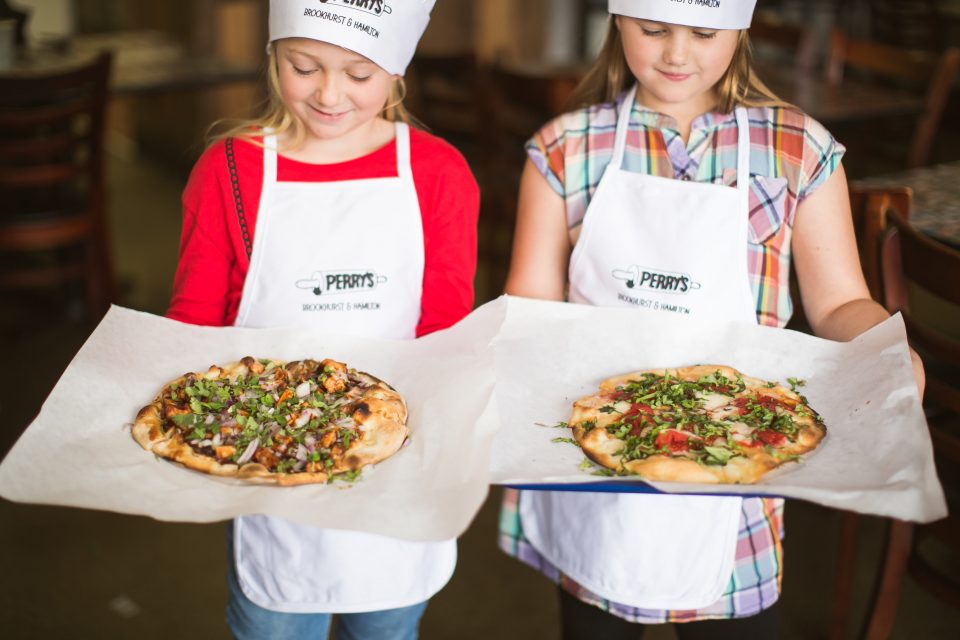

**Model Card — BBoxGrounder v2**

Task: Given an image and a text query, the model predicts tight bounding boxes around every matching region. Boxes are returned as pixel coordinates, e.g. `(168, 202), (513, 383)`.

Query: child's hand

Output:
(909, 348), (926, 398)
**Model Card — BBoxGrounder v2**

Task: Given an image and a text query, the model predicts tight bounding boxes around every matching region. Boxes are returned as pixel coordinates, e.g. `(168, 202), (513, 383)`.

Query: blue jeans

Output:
(225, 525), (428, 640)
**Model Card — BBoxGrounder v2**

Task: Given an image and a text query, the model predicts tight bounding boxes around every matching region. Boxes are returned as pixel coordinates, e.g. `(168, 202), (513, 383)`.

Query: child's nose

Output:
(315, 75), (342, 105)
(663, 34), (690, 66)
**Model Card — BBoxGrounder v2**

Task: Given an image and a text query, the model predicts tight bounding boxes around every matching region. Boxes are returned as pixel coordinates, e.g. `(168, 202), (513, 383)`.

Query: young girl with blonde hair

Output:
(167, 1), (478, 638)
(500, 1), (923, 637)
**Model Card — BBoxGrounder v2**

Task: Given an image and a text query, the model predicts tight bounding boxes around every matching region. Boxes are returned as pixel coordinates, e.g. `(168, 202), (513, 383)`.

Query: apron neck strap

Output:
(263, 132), (278, 180)
(612, 85), (638, 170)
(394, 121), (412, 178)
(733, 107), (750, 209)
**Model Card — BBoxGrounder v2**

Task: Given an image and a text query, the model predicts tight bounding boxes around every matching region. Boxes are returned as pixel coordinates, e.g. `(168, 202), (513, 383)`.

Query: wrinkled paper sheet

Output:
(0, 296), (947, 534)
(490, 297), (946, 523)
(0, 302), (506, 542)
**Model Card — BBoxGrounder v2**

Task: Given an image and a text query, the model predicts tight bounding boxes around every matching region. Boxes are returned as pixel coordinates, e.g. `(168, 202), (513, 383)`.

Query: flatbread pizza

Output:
(132, 357), (407, 485)
(569, 365), (826, 483)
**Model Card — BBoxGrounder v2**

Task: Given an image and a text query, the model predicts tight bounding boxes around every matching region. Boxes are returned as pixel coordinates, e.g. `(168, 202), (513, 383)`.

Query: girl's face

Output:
(275, 38), (396, 144)
(616, 17), (740, 115)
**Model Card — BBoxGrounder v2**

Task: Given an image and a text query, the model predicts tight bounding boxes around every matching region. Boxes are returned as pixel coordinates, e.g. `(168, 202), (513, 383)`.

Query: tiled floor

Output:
(2, 140), (959, 639)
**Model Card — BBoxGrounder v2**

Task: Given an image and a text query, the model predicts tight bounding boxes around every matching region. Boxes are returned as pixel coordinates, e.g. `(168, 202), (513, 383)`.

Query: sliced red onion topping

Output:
(237, 438), (259, 464)
(295, 381), (311, 398)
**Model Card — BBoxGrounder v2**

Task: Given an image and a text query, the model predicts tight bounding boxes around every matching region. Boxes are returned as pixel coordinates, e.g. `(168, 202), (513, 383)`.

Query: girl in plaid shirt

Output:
(500, 1), (925, 638)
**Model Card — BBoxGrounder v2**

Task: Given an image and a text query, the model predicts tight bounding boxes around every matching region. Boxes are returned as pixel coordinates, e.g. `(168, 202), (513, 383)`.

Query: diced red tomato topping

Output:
(627, 412), (653, 436)
(756, 430), (788, 447)
(654, 429), (692, 453)
(707, 384), (732, 394)
(733, 396), (751, 415)
(625, 403), (653, 416)
(611, 390), (633, 401)
(733, 394), (790, 415)
(757, 395), (783, 413)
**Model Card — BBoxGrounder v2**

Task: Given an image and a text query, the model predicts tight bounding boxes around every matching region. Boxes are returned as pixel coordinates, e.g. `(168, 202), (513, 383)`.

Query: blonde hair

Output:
(567, 18), (791, 113)
(208, 46), (414, 149)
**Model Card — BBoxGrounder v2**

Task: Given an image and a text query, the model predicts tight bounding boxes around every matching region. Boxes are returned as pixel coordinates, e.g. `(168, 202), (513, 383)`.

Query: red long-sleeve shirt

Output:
(167, 128), (479, 336)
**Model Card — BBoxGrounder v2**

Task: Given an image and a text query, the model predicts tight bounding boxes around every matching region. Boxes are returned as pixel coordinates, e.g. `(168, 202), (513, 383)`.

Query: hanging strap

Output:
(734, 107), (751, 213)
(225, 138), (253, 261)
(611, 85), (639, 170)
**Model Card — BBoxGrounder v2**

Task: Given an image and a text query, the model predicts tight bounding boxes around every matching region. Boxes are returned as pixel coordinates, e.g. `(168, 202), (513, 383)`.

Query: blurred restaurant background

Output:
(1, 0), (959, 638)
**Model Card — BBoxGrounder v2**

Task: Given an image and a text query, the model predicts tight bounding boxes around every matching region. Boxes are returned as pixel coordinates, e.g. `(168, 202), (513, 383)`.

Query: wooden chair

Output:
(0, 52), (116, 323)
(474, 61), (580, 303)
(827, 187), (912, 640)
(825, 28), (960, 169)
(750, 12), (818, 73)
(853, 209), (960, 639)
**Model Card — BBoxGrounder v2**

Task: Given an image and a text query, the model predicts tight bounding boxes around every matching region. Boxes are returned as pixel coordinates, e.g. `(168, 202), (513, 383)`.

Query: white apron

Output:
(519, 87), (757, 610)
(232, 123), (456, 613)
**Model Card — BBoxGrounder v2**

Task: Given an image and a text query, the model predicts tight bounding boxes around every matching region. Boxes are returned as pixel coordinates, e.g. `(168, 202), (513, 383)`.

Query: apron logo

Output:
(296, 270), (387, 296)
(612, 265), (701, 294)
(316, 0), (392, 16)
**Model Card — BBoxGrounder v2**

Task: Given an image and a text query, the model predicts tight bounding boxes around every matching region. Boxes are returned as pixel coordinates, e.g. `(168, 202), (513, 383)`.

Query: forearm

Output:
(808, 297), (890, 342)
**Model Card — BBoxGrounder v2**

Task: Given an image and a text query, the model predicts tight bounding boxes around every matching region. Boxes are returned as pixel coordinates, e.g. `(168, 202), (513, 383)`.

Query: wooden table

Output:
(4, 30), (261, 95)
(753, 62), (925, 125)
(853, 160), (960, 249)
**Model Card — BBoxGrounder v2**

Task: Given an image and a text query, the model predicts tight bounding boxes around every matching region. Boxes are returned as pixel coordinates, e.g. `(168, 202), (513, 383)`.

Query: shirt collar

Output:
(621, 92), (737, 135)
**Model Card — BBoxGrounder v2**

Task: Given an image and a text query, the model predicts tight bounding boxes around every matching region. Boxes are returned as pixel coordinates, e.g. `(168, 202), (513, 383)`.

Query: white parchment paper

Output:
(489, 297), (946, 523)
(0, 301), (506, 542)
(0, 296), (947, 530)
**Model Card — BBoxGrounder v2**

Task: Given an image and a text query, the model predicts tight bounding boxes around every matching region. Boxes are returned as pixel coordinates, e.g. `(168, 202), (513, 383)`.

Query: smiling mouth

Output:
(658, 70), (692, 82)
(310, 106), (350, 120)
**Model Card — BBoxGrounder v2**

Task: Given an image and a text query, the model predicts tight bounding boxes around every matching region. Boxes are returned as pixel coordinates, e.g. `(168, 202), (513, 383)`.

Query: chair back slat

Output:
(848, 186), (911, 302)
(0, 100), (94, 128)
(0, 163), (83, 188)
(887, 211), (960, 304)
(0, 133), (78, 161)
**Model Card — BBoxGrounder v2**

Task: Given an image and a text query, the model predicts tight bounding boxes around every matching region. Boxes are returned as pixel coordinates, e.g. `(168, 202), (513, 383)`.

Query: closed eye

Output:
(293, 66), (316, 76)
(693, 31), (718, 40)
(641, 28), (666, 37)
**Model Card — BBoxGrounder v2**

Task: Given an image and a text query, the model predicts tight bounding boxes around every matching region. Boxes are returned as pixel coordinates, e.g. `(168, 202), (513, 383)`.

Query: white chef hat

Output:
(608, 0), (756, 30)
(269, 0), (435, 75)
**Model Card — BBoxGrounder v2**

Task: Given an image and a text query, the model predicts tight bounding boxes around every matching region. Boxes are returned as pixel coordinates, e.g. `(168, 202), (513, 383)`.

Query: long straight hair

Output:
(567, 19), (791, 113)
(208, 45), (414, 149)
